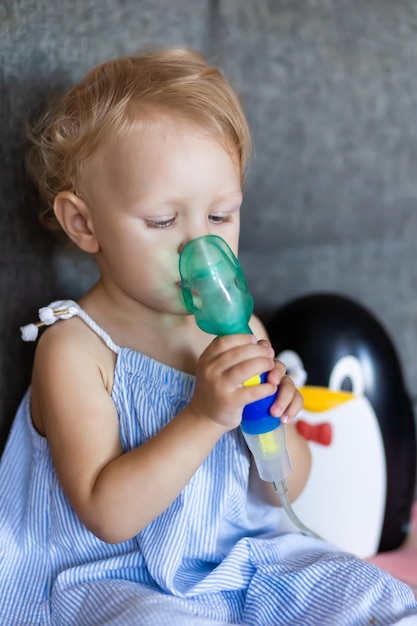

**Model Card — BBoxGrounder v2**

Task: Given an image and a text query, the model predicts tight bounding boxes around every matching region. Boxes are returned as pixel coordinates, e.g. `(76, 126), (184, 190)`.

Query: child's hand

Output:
(258, 339), (304, 423)
(189, 334), (292, 430)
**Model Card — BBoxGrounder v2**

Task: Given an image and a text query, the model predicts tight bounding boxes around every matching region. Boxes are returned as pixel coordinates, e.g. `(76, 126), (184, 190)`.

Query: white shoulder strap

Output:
(20, 299), (120, 355)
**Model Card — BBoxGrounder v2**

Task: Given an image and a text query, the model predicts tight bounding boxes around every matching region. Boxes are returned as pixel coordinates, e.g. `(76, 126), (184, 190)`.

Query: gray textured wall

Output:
(218, 1), (417, 425)
(2, 0), (417, 457)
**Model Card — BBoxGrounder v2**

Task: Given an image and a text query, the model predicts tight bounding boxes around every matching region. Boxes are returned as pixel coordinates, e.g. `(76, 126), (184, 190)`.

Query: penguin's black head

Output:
(267, 293), (403, 408)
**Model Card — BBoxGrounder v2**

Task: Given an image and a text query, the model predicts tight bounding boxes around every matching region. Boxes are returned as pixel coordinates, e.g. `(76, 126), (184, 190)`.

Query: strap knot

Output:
(20, 299), (80, 341)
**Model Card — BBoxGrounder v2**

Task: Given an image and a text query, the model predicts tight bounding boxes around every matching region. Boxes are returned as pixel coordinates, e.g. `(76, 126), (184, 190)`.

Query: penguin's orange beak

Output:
(298, 386), (355, 413)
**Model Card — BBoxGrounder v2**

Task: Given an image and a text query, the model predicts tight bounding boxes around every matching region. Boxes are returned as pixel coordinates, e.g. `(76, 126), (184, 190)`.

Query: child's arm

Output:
(31, 317), (285, 544)
(247, 315), (311, 506)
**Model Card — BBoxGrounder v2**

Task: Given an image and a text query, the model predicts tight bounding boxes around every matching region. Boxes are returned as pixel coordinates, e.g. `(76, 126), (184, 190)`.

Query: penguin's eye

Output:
(339, 377), (353, 392)
(276, 350), (307, 387)
(329, 356), (364, 396)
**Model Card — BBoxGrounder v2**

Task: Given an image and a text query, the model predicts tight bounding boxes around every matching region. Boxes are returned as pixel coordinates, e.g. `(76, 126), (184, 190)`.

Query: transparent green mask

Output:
(179, 235), (254, 336)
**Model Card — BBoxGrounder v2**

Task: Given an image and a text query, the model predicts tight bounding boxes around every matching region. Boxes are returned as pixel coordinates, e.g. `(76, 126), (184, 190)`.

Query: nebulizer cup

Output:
(179, 234), (291, 486)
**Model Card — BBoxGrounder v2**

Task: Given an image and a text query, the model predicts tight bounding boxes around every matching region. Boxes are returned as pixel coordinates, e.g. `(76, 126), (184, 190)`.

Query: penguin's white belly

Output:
(291, 396), (386, 558)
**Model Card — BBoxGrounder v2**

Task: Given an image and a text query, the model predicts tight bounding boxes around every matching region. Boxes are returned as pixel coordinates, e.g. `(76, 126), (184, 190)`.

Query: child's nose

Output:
(177, 226), (211, 254)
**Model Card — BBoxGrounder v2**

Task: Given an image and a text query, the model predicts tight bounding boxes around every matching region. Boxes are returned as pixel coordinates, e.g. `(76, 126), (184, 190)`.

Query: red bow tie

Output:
(296, 420), (332, 446)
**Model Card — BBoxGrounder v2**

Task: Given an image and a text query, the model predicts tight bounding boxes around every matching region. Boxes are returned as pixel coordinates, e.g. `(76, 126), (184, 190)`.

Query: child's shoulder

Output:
(31, 312), (117, 435)
(37, 310), (116, 378)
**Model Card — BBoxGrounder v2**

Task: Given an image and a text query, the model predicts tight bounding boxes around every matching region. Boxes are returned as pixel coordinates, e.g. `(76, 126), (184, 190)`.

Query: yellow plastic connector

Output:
(243, 374), (262, 387)
(258, 430), (281, 455)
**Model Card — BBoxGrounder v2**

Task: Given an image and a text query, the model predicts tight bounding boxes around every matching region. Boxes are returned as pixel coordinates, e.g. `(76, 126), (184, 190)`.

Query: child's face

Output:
(82, 119), (243, 317)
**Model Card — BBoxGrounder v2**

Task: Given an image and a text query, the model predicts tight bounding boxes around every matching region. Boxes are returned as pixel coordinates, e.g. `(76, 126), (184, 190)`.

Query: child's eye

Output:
(209, 214), (233, 224)
(145, 217), (176, 229)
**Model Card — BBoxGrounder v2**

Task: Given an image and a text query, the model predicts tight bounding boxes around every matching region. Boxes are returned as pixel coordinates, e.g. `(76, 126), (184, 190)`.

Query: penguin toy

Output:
(266, 293), (416, 558)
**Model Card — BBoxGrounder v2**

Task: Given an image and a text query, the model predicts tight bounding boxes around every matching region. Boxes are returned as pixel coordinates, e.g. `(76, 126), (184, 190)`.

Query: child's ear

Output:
(53, 191), (99, 253)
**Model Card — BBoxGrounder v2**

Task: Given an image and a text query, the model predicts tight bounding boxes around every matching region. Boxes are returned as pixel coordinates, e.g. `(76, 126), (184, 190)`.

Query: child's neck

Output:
(78, 282), (212, 374)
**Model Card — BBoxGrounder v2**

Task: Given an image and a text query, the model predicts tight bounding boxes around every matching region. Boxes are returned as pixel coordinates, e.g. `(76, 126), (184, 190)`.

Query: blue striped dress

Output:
(1, 305), (417, 625)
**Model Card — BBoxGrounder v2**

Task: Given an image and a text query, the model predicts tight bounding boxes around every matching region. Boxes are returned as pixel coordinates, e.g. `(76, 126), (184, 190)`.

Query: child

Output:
(0, 48), (416, 626)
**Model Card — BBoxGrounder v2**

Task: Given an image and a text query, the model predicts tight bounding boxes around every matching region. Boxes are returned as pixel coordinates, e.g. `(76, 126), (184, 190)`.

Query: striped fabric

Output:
(1, 308), (417, 625)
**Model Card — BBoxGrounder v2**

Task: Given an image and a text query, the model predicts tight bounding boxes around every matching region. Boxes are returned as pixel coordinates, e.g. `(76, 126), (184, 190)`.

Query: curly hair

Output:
(25, 48), (252, 231)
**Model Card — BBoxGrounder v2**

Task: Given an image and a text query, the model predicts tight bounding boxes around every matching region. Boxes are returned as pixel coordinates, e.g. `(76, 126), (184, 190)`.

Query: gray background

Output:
(2, 0), (417, 471)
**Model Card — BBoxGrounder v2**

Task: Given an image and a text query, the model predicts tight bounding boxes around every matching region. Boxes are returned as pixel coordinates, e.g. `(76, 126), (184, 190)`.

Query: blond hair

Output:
(26, 48), (252, 231)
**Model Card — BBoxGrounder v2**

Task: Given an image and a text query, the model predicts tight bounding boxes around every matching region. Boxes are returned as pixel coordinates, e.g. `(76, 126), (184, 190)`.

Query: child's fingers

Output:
(204, 336), (274, 376)
(203, 334), (257, 361)
(266, 357), (286, 386)
(269, 375), (304, 421)
(219, 353), (275, 391)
